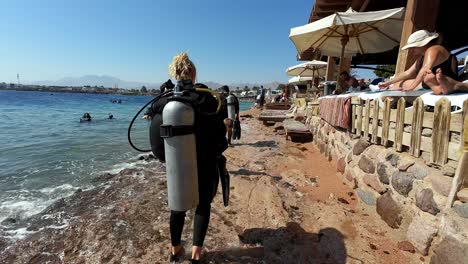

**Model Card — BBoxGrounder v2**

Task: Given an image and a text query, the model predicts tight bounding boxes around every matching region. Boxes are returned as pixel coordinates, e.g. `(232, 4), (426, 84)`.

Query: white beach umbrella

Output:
(289, 7), (405, 73)
(286, 60), (328, 77)
(288, 76), (314, 84)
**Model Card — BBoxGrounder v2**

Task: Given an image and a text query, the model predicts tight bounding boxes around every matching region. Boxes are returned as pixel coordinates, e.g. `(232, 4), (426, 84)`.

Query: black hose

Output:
(127, 91), (172, 152)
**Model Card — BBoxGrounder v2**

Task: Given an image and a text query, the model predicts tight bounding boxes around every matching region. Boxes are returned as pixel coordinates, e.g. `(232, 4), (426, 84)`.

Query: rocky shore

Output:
(1, 109), (433, 263)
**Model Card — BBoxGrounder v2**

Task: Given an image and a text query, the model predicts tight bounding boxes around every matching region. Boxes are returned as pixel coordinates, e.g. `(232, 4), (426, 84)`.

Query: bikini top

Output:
(422, 54), (458, 81)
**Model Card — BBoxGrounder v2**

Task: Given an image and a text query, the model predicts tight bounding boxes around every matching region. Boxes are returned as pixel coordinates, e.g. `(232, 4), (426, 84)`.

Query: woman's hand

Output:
(378, 82), (389, 89)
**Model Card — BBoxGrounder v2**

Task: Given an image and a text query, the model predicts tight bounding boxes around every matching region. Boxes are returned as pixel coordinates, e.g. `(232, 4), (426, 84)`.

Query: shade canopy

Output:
(286, 60), (328, 77)
(288, 76), (314, 84)
(289, 7), (405, 58)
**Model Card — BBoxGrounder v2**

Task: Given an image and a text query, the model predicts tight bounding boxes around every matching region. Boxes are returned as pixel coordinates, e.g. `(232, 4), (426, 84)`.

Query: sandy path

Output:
(197, 110), (424, 263)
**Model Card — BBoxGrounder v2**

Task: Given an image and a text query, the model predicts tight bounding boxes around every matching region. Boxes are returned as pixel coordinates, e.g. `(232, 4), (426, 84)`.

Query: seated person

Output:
(339, 71), (360, 93)
(378, 30), (468, 94)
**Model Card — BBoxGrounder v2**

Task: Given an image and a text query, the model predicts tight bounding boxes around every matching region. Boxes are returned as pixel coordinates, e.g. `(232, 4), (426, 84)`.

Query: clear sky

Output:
(0, 0), (322, 84)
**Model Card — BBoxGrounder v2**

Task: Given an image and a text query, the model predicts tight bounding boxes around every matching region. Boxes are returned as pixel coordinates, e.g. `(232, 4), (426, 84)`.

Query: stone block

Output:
(416, 189), (440, 215)
(421, 128), (432, 137)
(391, 171), (414, 197)
(356, 188), (376, 206)
(407, 216), (438, 256)
(337, 157), (346, 173)
(430, 174), (453, 197)
(363, 174), (386, 194)
(385, 152), (400, 167)
(358, 155), (375, 174)
(457, 189), (468, 203)
(453, 203), (468, 219)
(376, 191), (402, 228)
(407, 163), (429, 179)
(399, 161), (415, 171)
(353, 139), (371, 155)
(377, 163), (391, 185)
(398, 241), (416, 253)
(430, 235), (468, 264)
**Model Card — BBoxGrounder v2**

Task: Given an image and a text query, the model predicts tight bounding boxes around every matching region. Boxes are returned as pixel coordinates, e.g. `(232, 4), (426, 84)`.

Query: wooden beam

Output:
(395, 0), (441, 74)
(326, 56), (336, 81)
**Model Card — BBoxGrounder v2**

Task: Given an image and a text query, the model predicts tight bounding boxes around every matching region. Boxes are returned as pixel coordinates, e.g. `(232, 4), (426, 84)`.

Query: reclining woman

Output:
(379, 30), (468, 94)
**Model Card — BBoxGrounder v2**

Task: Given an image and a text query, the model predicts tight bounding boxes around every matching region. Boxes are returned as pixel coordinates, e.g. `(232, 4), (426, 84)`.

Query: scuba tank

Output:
(127, 81), (228, 209)
(161, 97), (199, 211)
(227, 94), (236, 120)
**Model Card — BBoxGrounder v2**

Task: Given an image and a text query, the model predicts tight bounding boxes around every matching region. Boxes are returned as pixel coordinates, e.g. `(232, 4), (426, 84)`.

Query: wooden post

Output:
(431, 98), (451, 165)
(410, 97), (424, 157)
(382, 98), (392, 147)
(326, 56), (336, 81)
(356, 105), (363, 137)
(395, 0), (441, 75)
(340, 57), (351, 76)
(363, 99), (371, 140)
(395, 98), (406, 152)
(446, 99), (468, 208)
(371, 100), (380, 144)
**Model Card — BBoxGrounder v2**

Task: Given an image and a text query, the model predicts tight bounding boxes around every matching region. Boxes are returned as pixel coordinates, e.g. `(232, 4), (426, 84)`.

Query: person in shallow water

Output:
(108, 113), (113, 119)
(378, 30), (468, 94)
(149, 53), (228, 263)
(81, 112), (92, 121)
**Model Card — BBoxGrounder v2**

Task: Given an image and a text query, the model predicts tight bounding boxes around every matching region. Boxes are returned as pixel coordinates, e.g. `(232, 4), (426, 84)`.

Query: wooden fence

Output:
(350, 97), (467, 166)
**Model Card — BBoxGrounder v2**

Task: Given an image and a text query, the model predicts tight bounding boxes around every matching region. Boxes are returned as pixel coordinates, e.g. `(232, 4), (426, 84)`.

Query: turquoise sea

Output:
(0, 90), (252, 226)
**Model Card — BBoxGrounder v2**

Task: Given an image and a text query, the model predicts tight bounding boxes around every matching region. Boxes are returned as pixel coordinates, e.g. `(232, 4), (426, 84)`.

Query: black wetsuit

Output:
(149, 80), (228, 247)
(422, 54), (458, 89)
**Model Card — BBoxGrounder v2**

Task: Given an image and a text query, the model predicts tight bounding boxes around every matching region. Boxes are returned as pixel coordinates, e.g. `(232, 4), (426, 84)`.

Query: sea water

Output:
(0, 90), (252, 225)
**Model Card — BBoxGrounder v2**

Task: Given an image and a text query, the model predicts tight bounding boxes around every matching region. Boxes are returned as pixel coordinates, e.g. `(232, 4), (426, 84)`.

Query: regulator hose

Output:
(127, 91), (172, 152)
(127, 88), (221, 152)
(195, 88), (222, 114)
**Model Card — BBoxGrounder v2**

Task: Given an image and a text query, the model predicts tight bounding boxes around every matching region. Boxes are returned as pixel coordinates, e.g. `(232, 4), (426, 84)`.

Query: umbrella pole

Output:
(337, 34), (349, 93)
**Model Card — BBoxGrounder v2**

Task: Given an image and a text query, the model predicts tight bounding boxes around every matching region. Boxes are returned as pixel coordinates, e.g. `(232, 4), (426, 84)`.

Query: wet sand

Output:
(0, 109), (424, 263)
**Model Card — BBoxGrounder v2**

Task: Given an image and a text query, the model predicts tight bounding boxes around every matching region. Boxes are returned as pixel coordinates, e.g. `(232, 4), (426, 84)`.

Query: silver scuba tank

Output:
(161, 100), (199, 211)
(227, 94), (236, 120)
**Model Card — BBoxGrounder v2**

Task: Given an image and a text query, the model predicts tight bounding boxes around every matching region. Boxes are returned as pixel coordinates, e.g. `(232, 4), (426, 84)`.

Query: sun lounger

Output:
(264, 102), (291, 110)
(283, 119), (312, 141)
(418, 92), (468, 113)
(258, 107), (297, 124)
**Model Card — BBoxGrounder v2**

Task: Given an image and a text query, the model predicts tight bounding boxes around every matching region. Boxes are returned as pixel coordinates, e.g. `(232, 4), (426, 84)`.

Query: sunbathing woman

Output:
(379, 30), (468, 94)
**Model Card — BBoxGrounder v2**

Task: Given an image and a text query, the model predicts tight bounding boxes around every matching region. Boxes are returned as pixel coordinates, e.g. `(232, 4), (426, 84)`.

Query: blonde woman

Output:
(149, 53), (228, 263)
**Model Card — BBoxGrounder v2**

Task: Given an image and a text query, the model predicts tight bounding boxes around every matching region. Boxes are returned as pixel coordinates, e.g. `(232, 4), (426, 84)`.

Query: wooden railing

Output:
(350, 97), (467, 166)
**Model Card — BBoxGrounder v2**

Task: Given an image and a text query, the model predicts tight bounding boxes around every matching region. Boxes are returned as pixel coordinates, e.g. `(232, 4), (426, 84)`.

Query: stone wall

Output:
(309, 117), (468, 262)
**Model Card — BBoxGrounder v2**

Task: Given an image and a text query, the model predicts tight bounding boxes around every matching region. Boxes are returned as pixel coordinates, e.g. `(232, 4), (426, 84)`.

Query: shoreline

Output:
(0, 109), (425, 263)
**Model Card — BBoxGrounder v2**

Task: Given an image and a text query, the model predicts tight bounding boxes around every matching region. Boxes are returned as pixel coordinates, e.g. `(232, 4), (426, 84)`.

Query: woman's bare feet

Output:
(435, 68), (457, 94)
(172, 244), (182, 255)
(436, 68), (468, 93)
(191, 246), (202, 260)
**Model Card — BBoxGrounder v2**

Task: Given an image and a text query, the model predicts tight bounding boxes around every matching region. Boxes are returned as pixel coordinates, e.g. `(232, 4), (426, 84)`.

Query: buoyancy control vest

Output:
(148, 81), (226, 210)
(127, 80), (229, 209)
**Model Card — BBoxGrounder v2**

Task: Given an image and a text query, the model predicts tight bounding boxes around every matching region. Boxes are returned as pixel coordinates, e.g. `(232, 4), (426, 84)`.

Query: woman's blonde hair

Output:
(169, 52), (196, 82)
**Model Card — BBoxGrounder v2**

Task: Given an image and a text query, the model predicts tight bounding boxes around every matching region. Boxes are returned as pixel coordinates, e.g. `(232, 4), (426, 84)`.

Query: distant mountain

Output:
(33, 75), (160, 89)
(31, 75), (282, 90)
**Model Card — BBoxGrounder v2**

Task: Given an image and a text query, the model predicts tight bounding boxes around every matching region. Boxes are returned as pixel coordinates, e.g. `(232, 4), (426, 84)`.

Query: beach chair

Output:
(258, 106), (298, 125)
(283, 119), (312, 142)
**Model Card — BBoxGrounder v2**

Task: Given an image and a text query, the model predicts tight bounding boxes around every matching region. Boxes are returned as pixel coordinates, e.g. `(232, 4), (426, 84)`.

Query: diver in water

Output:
(108, 113), (114, 119)
(149, 53), (228, 263)
(80, 112), (92, 122)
